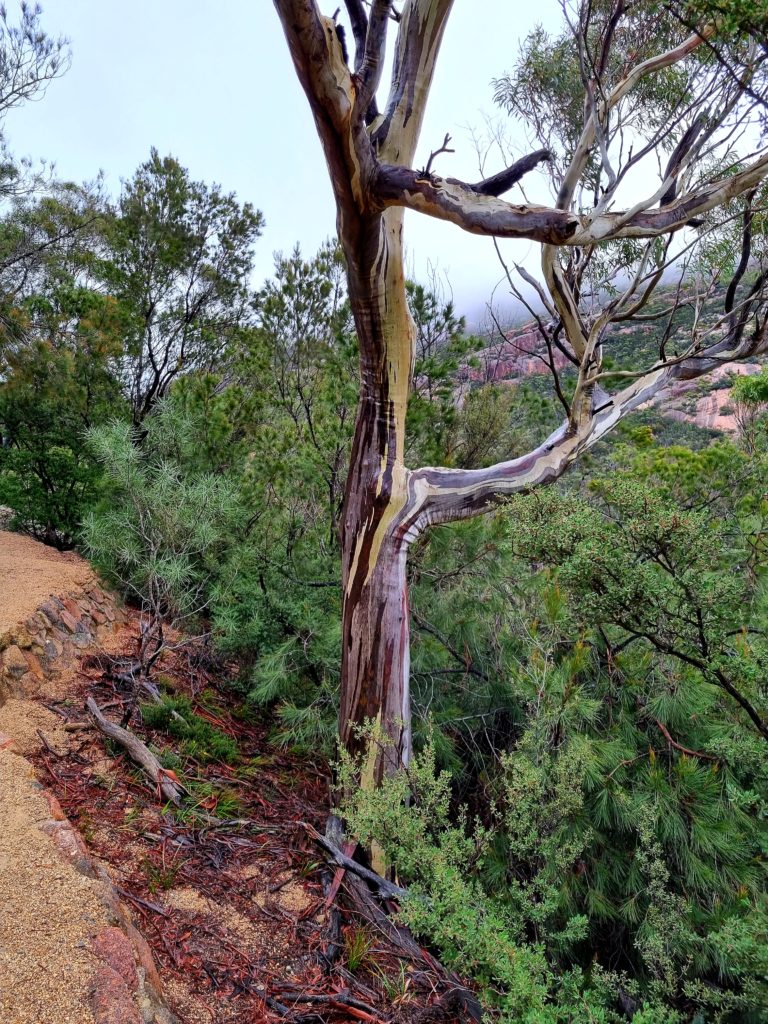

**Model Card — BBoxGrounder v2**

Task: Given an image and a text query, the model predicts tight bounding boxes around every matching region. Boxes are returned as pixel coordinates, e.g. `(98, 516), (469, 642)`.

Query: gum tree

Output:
(272, 0), (768, 782)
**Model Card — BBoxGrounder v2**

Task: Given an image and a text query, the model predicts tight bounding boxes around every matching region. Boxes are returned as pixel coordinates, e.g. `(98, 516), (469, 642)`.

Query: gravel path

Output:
(0, 742), (107, 1024)
(0, 532), (107, 1023)
(0, 530), (93, 636)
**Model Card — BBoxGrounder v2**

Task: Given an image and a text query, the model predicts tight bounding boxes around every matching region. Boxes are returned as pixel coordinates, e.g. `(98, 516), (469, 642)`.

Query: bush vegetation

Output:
(0, 5), (766, 1018)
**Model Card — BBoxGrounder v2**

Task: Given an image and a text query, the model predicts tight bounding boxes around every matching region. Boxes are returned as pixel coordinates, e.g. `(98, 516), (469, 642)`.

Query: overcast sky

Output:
(5, 1), (563, 323)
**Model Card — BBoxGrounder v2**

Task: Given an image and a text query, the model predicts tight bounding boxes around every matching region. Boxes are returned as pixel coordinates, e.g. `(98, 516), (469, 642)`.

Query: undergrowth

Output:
(140, 696), (239, 764)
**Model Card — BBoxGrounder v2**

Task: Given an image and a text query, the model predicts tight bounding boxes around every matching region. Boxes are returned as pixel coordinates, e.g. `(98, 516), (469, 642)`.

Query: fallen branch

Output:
(86, 696), (185, 805)
(305, 823), (483, 1021)
(303, 823), (407, 900)
(277, 989), (384, 1021)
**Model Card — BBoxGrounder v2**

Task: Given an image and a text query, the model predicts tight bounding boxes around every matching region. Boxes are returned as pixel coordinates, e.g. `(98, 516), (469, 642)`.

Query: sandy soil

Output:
(0, 531), (93, 635)
(0, 743), (108, 1024)
(0, 532), (105, 1023)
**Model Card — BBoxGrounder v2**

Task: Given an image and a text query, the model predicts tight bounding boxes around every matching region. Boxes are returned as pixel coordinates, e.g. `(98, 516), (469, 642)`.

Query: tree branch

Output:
(372, 0), (454, 163)
(375, 151), (768, 244)
(358, 0), (391, 104)
(465, 148), (552, 197)
(343, 0), (368, 71)
(653, 717), (719, 761)
(557, 24), (715, 209)
(403, 307), (767, 531)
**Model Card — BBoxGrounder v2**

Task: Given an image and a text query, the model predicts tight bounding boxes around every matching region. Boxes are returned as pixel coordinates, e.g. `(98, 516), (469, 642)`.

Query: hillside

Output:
(466, 286), (761, 438)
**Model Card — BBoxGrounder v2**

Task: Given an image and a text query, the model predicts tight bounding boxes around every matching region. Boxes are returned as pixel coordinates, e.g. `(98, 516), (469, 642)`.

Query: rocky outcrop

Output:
(649, 363), (760, 433)
(462, 327), (572, 384)
(0, 583), (125, 706)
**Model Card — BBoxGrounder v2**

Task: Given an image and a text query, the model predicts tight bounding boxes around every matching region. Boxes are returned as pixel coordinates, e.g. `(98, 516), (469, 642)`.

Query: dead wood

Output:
(306, 824), (484, 1022)
(35, 728), (63, 758)
(86, 696), (185, 805)
(304, 823), (407, 900)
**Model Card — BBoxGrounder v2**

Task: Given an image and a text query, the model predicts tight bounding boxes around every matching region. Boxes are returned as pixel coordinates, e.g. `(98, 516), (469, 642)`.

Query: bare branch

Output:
(465, 148), (552, 197)
(404, 303), (768, 529)
(357, 0), (391, 110)
(343, 0), (368, 71)
(423, 132), (454, 176)
(557, 24), (715, 209)
(372, 0), (454, 163)
(375, 151), (768, 243)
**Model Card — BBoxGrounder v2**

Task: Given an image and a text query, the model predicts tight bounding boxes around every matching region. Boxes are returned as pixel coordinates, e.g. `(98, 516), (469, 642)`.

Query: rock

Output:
(44, 638), (62, 660)
(36, 609), (53, 628)
(39, 600), (64, 627)
(90, 965), (143, 1024)
(92, 927), (139, 993)
(10, 626), (34, 649)
(22, 650), (44, 678)
(62, 597), (84, 620)
(44, 790), (67, 821)
(39, 820), (97, 878)
(58, 608), (83, 633)
(0, 731), (18, 752)
(18, 671), (41, 696)
(2, 644), (28, 678)
(124, 920), (165, 999)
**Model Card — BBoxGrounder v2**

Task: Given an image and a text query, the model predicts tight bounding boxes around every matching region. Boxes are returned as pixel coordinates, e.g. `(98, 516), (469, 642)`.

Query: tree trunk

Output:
(338, 208), (418, 783)
(340, 530), (411, 779)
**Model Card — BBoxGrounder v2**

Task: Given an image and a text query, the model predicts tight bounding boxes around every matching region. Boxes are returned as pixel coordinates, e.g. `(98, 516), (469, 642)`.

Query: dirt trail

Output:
(0, 743), (109, 1024)
(0, 531), (172, 1024)
(0, 530), (93, 635)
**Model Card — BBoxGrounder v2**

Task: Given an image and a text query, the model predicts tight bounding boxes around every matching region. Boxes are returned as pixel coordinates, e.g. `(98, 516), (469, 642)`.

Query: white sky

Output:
(5, 1), (564, 323)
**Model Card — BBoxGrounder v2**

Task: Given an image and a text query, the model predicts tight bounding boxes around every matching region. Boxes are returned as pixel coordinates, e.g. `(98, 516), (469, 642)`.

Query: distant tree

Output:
(0, 3), (69, 198)
(0, 260), (126, 547)
(731, 366), (768, 451)
(100, 150), (263, 423)
(274, 0), (768, 784)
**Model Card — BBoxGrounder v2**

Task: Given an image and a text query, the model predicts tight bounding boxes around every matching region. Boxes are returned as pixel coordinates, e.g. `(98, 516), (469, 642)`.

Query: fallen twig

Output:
(115, 886), (170, 917)
(277, 989), (386, 1023)
(36, 728), (63, 759)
